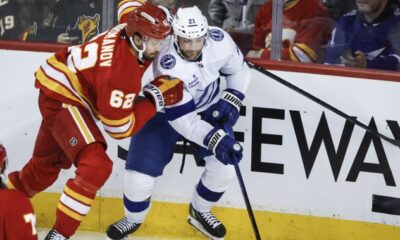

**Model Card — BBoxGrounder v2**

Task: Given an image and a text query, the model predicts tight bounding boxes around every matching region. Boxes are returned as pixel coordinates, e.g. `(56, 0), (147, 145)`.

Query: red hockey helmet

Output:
(0, 143), (7, 174)
(126, 2), (171, 40)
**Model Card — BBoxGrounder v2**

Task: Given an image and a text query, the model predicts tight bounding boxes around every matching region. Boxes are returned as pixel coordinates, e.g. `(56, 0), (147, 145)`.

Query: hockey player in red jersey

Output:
(247, 0), (333, 63)
(0, 143), (38, 240)
(6, 2), (185, 240)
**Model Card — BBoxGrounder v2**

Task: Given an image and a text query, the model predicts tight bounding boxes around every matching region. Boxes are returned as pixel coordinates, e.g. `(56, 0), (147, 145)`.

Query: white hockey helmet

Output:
(172, 6), (208, 39)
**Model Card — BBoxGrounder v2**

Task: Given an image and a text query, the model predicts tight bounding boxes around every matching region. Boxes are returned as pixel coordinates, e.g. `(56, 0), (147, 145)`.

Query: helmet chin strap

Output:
(129, 36), (147, 62)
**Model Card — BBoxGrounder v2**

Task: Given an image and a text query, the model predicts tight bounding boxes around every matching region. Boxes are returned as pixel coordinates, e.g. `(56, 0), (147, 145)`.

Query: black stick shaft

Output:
(234, 163), (262, 240)
(247, 61), (400, 147)
(224, 124), (262, 240)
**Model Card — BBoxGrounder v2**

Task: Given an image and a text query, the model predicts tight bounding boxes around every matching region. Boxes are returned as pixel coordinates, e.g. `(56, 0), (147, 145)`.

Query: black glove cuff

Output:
(205, 129), (227, 153)
(221, 90), (242, 112)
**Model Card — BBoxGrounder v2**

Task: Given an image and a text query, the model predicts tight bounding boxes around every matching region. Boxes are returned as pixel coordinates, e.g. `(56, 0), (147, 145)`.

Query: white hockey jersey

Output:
(143, 26), (251, 148)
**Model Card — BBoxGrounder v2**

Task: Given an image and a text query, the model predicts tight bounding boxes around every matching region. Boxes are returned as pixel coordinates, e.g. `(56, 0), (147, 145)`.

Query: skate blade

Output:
(187, 215), (224, 240)
(105, 237), (128, 240)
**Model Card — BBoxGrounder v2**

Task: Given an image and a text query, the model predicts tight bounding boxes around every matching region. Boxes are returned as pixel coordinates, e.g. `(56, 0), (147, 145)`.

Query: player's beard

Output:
(181, 49), (202, 60)
(143, 50), (160, 61)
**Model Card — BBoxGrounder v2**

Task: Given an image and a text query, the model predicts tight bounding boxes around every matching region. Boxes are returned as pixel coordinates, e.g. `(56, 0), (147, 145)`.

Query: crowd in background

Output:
(1, 0), (400, 71)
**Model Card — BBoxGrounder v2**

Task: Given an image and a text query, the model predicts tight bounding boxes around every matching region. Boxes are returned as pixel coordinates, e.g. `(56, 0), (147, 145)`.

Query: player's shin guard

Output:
(192, 156), (235, 211)
(53, 179), (96, 237)
(106, 170), (156, 239)
(54, 143), (113, 237)
(123, 170), (155, 223)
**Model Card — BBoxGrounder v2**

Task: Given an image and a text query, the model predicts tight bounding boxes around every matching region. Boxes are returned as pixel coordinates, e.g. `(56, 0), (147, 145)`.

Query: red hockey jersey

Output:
(34, 24), (156, 139)
(252, 0), (332, 63)
(0, 189), (37, 240)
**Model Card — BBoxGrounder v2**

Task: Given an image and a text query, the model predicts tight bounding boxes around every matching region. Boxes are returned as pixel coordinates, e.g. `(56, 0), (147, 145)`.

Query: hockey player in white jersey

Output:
(106, 5), (251, 240)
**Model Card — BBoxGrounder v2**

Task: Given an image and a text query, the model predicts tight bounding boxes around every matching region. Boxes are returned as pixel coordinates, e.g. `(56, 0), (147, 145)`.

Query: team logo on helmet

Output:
(161, 54), (176, 69)
(209, 29), (224, 41)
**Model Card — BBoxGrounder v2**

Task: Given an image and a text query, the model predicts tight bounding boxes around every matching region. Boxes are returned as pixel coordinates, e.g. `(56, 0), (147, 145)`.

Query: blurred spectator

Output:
(0, 0), (52, 41)
(179, 0), (213, 23)
(208, 0), (267, 32)
(20, 0), (53, 40)
(0, 0), (24, 40)
(324, 0), (400, 71)
(247, 0), (333, 63)
(322, 0), (357, 21)
(25, 0), (102, 44)
(150, 0), (178, 8)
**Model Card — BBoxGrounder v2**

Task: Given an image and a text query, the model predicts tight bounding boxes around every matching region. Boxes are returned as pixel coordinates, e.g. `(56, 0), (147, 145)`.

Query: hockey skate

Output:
(106, 217), (141, 240)
(44, 229), (68, 240)
(187, 204), (226, 240)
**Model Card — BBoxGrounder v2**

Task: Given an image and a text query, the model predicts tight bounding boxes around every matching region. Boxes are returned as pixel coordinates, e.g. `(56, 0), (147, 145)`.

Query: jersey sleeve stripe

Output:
(45, 56), (80, 93)
(36, 67), (83, 104)
(66, 105), (96, 144)
(49, 55), (100, 118)
(101, 114), (134, 133)
(288, 46), (301, 62)
(103, 119), (133, 133)
(99, 113), (133, 126)
(49, 53), (137, 138)
(283, 0), (299, 10)
(5, 179), (16, 189)
(105, 120), (136, 139)
(293, 43), (317, 62)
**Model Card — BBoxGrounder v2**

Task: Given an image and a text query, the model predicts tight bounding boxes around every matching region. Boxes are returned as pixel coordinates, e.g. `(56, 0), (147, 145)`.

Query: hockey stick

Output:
(223, 123), (262, 240)
(246, 60), (400, 147)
